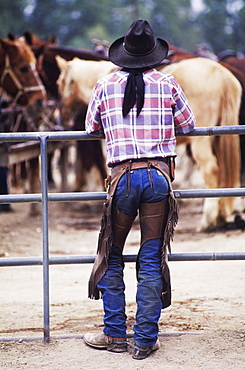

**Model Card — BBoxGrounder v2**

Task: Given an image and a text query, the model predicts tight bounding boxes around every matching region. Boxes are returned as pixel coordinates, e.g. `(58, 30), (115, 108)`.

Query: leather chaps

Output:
(88, 158), (179, 309)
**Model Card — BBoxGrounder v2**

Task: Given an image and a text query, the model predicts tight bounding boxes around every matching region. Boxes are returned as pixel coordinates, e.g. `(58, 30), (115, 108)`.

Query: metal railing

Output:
(1, 126), (245, 343)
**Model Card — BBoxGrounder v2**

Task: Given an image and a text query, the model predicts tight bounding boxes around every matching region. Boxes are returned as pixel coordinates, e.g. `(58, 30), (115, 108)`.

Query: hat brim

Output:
(109, 37), (169, 69)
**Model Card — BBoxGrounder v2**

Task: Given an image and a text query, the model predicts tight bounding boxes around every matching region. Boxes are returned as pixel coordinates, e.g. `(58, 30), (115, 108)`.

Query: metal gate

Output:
(0, 126), (245, 343)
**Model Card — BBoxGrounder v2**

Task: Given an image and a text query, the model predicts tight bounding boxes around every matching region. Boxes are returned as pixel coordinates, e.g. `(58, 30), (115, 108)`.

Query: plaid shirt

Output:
(86, 69), (195, 166)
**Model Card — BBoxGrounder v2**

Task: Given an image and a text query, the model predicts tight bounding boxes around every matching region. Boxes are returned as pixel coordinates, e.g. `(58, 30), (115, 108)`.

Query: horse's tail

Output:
(213, 67), (242, 212)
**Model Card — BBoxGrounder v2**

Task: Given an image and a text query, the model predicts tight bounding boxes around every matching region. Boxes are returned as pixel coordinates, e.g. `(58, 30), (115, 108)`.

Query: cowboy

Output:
(84, 19), (195, 360)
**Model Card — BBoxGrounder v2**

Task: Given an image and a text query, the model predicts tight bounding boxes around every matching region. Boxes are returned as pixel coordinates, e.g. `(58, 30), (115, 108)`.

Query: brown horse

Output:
(0, 37), (46, 114)
(167, 44), (197, 62)
(20, 32), (110, 190)
(0, 37), (47, 214)
(20, 31), (109, 99)
(56, 56), (242, 230)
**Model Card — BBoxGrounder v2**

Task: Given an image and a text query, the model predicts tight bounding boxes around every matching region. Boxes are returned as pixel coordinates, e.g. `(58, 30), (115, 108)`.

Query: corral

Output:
(0, 128), (245, 369)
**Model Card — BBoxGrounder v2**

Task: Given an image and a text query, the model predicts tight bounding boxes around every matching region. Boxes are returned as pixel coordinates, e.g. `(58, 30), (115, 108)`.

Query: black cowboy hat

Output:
(109, 19), (169, 69)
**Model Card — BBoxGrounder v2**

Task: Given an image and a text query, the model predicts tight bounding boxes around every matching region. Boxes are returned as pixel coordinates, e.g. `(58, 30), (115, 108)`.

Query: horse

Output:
(167, 45), (245, 185)
(0, 37), (47, 214)
(56, 56), (118, 192)
(20, 31), (109, 100)
(0, 37), (46, 117)
(161, 58), (242, 229)
(167, 44), (198, 62)
(56, 56), (242, 231)
(19, 32), (111, 191)
(56, 56), (117, 122)
(217, 54), (245, 184)
(7, 31), (107, 190)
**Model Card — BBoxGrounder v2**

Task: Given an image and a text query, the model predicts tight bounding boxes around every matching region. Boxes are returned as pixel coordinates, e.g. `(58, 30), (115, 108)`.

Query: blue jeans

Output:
(97, 167), (170, 347)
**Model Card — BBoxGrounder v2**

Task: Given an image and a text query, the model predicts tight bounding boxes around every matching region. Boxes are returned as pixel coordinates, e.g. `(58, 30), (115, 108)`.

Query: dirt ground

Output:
(0, 164), (245, 369)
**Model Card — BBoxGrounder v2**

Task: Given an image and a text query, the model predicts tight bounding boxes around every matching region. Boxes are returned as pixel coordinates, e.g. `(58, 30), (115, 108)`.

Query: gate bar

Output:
(0, 252), (245, 267)
(39, 135), (50, 344)
(0, 125), (245, 142)
(1, 187), (245, 205)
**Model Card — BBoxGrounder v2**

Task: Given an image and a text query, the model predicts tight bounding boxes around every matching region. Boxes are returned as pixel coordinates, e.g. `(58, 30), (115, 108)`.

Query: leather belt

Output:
(130, 161), (154, 170)
(110, 157), (170, 169)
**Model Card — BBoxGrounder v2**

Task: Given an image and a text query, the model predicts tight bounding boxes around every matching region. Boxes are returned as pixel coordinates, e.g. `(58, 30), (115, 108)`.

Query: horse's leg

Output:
(47, 152), (56, 189)
(213, 132), (241, 224)
(28, 157), (40, 216)
(74, 141), (86, 191)
(191, 137), (224, 230)
(0, 147), (11, 212)
(20, 161), (27, 180)
(73, 140), (107, 192)
(10, 164), (18, 187)
(11, 162), (28, 191)
(175, 137), (199, 187)
(59, 145), (69, 192)
(20, 161), (28, 191)
(0, 166), (11, 212)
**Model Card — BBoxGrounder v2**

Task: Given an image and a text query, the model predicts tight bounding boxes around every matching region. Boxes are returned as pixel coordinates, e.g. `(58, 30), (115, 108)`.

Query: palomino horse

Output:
(217, 54), (245, 185)
(56, 56), (118, 192)
(56, 56), (242, 230)
(56, 56), (117, 122)
(167, 45), (245, 185)
(161, 58), (242, 230)
(0, 37), (47, 214)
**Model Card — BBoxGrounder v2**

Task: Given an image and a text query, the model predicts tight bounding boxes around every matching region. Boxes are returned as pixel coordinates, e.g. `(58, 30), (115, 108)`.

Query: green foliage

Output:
(0, 0), (244, 54)
(0, 0), (27, 37)
(149, 0), (202, 51)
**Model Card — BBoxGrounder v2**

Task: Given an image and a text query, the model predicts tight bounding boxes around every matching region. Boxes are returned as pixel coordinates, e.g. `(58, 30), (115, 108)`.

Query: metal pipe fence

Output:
(0, 126), (245, 344)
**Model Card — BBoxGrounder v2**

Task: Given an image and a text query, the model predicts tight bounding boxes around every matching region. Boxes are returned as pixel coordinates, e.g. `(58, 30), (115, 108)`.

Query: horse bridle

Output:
(0, 53), (46, 105)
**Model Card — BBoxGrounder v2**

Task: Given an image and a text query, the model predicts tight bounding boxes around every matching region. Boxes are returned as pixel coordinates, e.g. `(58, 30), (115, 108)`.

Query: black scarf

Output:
(122, 67), (150, 117)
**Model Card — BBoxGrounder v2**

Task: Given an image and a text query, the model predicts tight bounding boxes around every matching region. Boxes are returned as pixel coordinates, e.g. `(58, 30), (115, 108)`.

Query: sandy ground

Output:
(0, 162), (245, 369)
